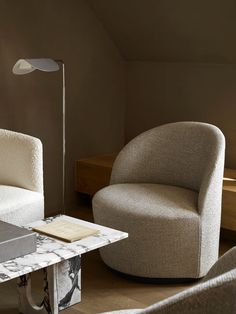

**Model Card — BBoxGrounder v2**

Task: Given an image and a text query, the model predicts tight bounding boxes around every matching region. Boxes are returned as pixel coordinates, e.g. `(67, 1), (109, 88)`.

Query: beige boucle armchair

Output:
(0, 129), (44, 226)
(93, 122), (225, 279)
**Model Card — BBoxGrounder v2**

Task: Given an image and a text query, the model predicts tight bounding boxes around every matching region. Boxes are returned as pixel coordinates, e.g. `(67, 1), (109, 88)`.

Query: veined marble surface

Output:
(0, 215), (128, 283)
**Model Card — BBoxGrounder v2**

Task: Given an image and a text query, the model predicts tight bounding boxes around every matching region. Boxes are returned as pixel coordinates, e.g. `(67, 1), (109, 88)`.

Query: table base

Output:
(17, 256), (81, 314)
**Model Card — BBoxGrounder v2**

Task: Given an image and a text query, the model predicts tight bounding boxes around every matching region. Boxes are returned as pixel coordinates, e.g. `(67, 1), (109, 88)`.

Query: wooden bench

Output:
(75, 154), (116, 195)
(222, 168), (236, 232)
(75, 156), (236, 232)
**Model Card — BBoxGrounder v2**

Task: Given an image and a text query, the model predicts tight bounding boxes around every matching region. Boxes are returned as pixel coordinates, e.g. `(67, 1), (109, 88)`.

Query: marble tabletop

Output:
(0, 215), (128, 283)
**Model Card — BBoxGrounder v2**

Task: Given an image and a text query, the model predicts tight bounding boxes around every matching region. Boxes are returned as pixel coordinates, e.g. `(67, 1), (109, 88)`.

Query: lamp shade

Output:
(12, 58), (60, 75)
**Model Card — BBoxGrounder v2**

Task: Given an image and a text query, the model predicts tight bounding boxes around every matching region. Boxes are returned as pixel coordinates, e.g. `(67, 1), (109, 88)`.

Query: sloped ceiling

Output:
(88, 0), (236, 63)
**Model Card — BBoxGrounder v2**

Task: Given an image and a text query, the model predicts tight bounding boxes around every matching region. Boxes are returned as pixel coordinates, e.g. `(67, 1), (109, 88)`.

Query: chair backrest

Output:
(101, 248), (236, 314)
(111, 122), (225, 192)
(202, 246), (236, 282)
(142, 270), (236, 314)
(0, 129), (43, 193)
(141, 247), (236, 313)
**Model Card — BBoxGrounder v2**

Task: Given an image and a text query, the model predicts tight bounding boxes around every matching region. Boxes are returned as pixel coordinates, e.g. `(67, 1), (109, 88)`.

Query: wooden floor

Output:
(0, 206), (235, 314)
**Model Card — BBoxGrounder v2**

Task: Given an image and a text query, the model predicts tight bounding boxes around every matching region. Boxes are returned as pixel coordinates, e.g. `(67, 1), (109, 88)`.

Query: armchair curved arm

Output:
(202, 246), (236, 282)
(197, 130), (225, 275)
(198, 130), (225, 215)
(143, 247), (236, 314)
(142, 270), (236, 314)
(0, 129), (43, 193)
(101, 248), (236, 314)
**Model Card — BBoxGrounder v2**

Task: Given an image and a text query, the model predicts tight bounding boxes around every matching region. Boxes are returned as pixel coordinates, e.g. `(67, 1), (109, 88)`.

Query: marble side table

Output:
(0, 215), (128, 314)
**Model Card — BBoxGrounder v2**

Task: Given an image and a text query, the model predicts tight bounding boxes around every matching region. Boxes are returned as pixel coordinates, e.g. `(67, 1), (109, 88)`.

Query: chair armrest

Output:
(0, 129), (43, 193)
(142, 271), (236, 314)
(197, 134), (225, 276)
(202, 246), (236, 282)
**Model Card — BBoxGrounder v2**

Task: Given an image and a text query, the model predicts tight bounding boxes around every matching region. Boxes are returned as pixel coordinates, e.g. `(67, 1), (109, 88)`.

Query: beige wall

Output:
(88, 0), (236, 168)
(88, 0), (236, 63)
(2, 0), (236, 214)
(0, 0), (125, 214)
(126, 62), (236, 167)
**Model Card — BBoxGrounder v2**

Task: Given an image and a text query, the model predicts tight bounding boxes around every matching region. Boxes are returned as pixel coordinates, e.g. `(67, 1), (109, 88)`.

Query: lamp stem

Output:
(56, 60), (66, 215)
(55, 59), (66, 215)
(62, 62), (66, 215)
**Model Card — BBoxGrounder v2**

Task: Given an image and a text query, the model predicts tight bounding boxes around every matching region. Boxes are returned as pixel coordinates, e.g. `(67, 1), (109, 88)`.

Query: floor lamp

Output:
(12, 58), (66, 215)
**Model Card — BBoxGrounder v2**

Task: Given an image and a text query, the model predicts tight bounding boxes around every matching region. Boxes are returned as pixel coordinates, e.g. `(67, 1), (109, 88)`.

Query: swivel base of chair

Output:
(107, 265), (199, 284)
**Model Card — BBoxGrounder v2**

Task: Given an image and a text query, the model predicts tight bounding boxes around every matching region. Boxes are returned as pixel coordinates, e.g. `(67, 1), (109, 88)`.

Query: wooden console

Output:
(75, 154), (116, 195)
(75, 156), (236, 232)
(222, 168), (236, 232)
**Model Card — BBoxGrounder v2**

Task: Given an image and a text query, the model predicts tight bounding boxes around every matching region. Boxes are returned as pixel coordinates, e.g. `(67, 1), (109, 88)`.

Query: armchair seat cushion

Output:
(94, 183), (198, 219)
(93, 183), (200, 278)
(0, 185), (44, 226)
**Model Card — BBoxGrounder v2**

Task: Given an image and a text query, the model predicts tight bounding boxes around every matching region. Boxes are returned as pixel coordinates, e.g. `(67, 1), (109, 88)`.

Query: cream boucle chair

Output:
(0, 129), (44, 226)
(101, 246), (236, 314)
(93, 122), (225, 279)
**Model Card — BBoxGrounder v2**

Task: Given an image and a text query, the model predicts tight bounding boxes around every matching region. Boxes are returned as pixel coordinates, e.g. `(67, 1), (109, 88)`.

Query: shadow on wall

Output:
(126, 62), (236, 168)
(0, 0), (125, 215)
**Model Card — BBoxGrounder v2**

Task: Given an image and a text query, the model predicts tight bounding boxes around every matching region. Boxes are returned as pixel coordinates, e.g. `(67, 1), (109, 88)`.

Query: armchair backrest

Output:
(111, 122), (225, 193)
(202, 246), (236, 282)
(0, 129), (43, 193)
(141, 247), (236, 314)
(101, 248), (236, 314)
(142, 269), (236, 314)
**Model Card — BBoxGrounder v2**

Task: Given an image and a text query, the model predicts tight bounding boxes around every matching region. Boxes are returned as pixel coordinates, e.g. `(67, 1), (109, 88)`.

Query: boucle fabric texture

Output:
(101, 246), (236, 314)
(203, 245), (236, 282)
(93, 122), (225, 278)
(0, 186), (44, 226)
(94, 183), (199, 277)
(0, 129), (44, 225)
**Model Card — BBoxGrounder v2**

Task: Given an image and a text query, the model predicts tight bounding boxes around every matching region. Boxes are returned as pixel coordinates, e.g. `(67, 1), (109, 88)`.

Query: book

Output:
(33, 220), (99, 242)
